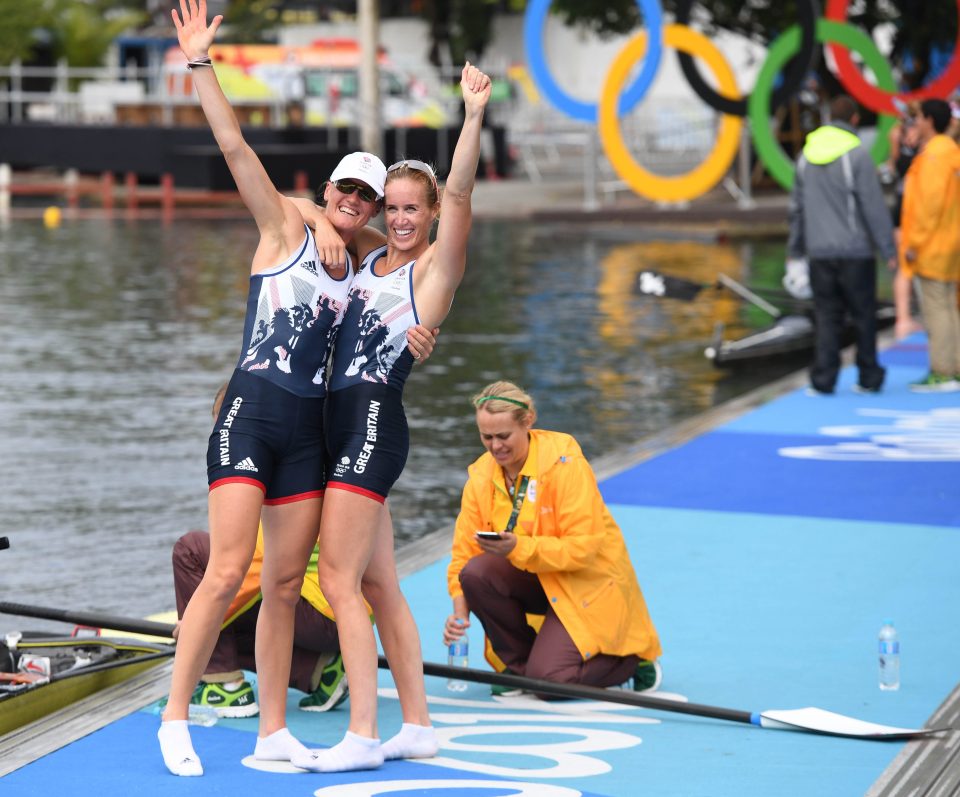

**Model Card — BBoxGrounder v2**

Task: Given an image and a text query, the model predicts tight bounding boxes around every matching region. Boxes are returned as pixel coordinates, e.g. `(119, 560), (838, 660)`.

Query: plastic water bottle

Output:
(447, 623), (469, 692)
(878, 620), (900, 691)
(148, 700), (219, 726)
(187, 704), (220, 726)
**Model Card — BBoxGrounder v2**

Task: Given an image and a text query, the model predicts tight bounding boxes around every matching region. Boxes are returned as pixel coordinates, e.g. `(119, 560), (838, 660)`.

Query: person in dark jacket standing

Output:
(787, 94), (897, 395)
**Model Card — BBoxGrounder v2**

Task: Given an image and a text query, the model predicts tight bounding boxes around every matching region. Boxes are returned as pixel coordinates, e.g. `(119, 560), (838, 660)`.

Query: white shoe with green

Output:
(909, 372), (960, 393)
(299, 653), (349, 712)
(191, 680), (259, 718)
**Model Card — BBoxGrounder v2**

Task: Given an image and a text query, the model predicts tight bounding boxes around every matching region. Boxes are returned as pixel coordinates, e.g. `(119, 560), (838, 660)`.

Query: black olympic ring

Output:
(674, 0), (822, 116)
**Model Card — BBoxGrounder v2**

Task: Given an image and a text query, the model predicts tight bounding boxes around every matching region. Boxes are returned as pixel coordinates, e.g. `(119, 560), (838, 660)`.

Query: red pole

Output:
(161, 172), (174, 218)
(100, 172), (115, 211)
(125, 172), (138, 210)
(65, 169), (79, 209)
(294, 169), (309, 195)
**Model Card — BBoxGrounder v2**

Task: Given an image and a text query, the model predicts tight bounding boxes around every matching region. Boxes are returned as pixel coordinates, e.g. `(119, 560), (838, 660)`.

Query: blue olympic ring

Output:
(523, 0), (664, 124)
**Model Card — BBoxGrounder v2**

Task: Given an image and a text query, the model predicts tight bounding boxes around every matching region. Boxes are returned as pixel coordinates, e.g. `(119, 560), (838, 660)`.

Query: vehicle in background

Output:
(163, 38), (448, 128)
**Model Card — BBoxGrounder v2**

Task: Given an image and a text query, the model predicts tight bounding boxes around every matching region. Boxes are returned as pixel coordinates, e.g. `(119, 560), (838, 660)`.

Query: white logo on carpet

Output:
(779, 408), (960, 461)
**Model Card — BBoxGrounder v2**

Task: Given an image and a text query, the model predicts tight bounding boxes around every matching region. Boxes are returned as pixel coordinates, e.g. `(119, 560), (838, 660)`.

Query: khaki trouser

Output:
(916, 276), (960, 376)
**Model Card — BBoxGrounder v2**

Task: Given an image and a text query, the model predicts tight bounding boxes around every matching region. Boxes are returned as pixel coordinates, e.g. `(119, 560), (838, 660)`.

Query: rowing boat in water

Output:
(632, 268), (896, 369)
(705, 304), (896, 367)
(0, 632), (173, 736)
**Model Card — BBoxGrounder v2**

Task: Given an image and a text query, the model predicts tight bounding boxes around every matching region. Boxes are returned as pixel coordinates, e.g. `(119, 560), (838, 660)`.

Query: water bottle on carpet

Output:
(878, 620), (900, 691)
(447, 621), (469, 692)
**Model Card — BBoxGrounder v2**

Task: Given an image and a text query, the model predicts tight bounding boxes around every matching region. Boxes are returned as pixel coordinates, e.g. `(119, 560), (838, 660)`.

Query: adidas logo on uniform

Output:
(234, 457), (259, 472)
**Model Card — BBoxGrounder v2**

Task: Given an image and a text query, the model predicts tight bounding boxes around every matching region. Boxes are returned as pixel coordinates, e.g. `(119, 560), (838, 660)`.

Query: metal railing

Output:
(0, 59), (755, 210)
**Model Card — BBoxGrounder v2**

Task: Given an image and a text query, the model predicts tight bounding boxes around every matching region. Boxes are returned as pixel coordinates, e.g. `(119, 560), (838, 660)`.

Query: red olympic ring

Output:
(674, 0), (821, 116)
(825, 0), (960, 114)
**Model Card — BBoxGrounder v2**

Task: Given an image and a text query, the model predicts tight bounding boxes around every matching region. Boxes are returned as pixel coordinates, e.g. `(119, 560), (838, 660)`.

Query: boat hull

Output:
(0, 636), (172, 736)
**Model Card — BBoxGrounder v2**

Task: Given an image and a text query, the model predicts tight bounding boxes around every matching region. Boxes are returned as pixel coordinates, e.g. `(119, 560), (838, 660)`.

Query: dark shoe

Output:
(852, 383), (882, 394)
(805, 386), (834, 396)
(491, 669), (525, 697)
(633, 659), (663, 693)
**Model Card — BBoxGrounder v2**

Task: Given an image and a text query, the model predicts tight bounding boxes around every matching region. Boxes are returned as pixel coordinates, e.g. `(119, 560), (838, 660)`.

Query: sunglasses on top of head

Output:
(332, 180), (379, 203)
(387, 159), (437, 181)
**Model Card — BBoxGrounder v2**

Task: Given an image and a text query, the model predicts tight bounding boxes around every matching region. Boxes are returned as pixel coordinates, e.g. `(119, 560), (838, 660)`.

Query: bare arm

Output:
(418, 63), (491, 317)
(173, 1), (299, 260)
(287, 196), (348, 270)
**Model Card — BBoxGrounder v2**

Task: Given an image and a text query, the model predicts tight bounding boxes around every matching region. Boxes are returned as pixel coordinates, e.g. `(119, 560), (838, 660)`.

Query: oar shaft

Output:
(378, 655), (755, 725)
(717, 274), (782, 318)
(0, 602), (175, 638)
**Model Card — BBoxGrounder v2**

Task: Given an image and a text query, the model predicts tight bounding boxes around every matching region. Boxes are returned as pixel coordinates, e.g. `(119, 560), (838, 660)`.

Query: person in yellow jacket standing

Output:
(444, 381), (662, 694)
(901, 98), (960, 392)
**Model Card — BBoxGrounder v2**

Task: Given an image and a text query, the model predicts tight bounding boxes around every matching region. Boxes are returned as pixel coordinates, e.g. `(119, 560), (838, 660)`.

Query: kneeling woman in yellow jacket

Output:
(444, 381), (662, 693)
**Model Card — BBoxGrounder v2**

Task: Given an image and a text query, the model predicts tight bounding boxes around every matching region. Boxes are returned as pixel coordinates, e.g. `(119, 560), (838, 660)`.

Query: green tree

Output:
(547, 1), (958, 89)
(414, 0), (955, 92)
(0, 0), (48, 63)
(0, 0), (144, 67)
(214, 0), (284, 43)
(45, 0), (145, 67)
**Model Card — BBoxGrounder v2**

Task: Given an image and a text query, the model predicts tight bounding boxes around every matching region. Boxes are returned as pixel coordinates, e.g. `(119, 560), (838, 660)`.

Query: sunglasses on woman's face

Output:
(332, 180), (379, 203)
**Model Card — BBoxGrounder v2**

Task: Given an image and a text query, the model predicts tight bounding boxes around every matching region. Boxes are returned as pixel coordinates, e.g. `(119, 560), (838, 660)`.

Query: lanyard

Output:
(502, 476), (529, 534)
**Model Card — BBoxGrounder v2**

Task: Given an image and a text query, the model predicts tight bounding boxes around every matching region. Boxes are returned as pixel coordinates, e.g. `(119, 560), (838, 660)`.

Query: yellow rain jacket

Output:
(448, 429), (661, 666)
(901, 133), (960, 282)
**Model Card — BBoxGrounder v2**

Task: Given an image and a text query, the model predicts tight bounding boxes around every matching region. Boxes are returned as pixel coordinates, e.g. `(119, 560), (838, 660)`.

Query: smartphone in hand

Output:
(475, 531), (502, 541)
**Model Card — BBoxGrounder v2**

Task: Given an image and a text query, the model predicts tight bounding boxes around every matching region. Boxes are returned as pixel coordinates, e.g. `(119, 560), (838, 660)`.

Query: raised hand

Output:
(171, 0), (223, 62)
(460, 61), (492, 114)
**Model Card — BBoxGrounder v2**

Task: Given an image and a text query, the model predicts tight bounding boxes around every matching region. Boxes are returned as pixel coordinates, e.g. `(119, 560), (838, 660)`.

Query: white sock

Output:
(380, 723), (439, 760)
(291, 731), (383, 773)
(253, 727), (309, 762)
(158, 720), (203, 777)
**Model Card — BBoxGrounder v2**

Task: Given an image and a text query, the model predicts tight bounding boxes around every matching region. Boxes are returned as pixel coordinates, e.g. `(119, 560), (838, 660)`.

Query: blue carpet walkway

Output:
(5, 332), (958, 796)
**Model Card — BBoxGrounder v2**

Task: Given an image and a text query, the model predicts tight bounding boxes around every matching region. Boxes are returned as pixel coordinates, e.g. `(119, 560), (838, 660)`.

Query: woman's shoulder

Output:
(533, 429), (584, 459)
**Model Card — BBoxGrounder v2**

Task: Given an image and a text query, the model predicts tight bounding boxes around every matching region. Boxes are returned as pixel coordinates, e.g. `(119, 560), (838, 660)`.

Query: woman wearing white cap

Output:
(292, 61), (493, 773)
(159, 1), (433, 776)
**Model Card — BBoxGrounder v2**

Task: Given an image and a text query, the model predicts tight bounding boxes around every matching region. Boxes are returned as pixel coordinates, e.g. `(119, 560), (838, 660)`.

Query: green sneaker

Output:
(191, 680), (259, 718)
(633, 659), (663, 693)
(909, 372), (960, 393)
(490, 669), (525, 697)
(299, 653), (348, 712)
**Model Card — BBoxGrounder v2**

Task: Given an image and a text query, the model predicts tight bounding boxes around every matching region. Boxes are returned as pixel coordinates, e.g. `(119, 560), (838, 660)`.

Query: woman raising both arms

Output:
(291, 64), (493, 773)
(160, 0), (432, 777)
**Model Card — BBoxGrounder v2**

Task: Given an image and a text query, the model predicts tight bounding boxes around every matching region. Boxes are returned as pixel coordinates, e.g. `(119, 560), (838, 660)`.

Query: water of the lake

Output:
(0, 215), (818, 621)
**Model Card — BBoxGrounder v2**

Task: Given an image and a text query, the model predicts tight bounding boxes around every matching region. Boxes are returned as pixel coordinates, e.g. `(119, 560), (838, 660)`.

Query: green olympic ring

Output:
(748, 19), (897, 191)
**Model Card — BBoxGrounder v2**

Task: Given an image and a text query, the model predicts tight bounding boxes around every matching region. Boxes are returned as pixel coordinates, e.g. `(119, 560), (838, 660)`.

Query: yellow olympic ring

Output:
(598, 25), (742, 203)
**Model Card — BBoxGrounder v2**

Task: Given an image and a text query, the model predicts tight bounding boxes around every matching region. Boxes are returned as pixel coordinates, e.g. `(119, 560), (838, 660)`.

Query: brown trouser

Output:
(173, 530), (339, 693)
(459, 553), (637, 692)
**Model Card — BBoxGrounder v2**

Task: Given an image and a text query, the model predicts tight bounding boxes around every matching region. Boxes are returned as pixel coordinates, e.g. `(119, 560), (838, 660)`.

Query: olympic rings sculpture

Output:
(524, 0), (957, 201)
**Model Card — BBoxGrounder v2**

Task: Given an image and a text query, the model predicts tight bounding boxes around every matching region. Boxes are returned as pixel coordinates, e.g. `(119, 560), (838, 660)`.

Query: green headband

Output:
(476, 395), (529, 410)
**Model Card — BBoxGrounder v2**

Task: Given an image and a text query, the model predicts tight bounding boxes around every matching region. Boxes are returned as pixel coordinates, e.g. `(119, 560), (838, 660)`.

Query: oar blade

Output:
(759, 707), (946, 740)
(634, 270), (705, 301)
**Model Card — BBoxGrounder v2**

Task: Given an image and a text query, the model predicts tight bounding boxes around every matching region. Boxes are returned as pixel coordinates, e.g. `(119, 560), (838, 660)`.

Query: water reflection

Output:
(0, 217), (793, 618)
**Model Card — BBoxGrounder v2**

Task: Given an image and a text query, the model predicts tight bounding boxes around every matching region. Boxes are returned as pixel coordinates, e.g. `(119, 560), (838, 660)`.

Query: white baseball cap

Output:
(329, 152), (386, 198)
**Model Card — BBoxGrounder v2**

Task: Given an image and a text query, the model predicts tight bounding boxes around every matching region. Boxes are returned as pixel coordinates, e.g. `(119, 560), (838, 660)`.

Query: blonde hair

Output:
(472, 380), (537, 425)
(385, 162), (440, 208)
